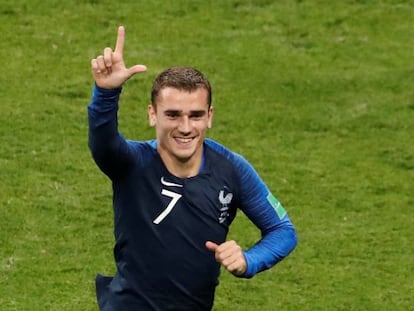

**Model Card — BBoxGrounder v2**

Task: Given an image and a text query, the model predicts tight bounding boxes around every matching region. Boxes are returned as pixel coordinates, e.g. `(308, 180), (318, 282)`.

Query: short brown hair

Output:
(151, 66), (212, 107)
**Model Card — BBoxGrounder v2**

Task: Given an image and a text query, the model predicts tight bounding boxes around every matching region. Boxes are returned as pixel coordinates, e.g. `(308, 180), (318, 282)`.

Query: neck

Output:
(158, 149), (203, 178)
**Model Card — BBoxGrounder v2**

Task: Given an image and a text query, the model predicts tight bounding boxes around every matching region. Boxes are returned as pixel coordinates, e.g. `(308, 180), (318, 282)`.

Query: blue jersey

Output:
(88, 86), (297, 311)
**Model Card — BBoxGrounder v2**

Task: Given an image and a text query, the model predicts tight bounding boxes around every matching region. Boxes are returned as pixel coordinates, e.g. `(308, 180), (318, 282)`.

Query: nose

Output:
(178, 116), (191, 134)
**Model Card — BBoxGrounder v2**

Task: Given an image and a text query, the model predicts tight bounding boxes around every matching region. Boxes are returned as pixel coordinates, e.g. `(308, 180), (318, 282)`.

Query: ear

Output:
(148, 104), (156, 127)
(207, 106), (214, 129)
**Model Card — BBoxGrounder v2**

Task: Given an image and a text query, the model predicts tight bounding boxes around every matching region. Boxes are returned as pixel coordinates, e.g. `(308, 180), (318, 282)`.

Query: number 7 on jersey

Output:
(153, 189), (182, 224)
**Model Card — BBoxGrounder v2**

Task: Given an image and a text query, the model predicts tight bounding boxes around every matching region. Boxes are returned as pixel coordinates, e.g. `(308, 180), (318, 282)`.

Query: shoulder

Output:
(204, 138), (254, 172)
(205, 138), (240, 161)
(204, 139), (266, 195)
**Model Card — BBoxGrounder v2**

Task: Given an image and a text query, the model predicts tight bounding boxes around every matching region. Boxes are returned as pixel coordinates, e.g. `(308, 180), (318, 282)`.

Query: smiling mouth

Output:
(175, 137), (194, 144)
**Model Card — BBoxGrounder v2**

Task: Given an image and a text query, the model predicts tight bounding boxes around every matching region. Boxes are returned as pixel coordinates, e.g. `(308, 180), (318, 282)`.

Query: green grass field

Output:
(1, 0), (413, 310)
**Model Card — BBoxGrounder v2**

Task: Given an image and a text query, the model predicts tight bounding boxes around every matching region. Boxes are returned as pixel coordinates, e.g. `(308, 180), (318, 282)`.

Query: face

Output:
(148, 87), (213, 167)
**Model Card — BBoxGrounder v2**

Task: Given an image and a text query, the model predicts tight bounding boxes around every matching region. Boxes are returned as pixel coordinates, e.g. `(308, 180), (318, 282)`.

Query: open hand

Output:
(91, 26), (147, 89)
(206, 240), (247, 276)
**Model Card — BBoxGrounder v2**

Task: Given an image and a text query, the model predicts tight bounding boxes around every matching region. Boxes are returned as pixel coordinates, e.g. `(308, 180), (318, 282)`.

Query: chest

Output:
(114, 161), (240, 237)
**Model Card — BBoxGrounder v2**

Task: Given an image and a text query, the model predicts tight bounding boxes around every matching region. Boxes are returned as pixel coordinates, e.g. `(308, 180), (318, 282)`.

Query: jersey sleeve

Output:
(233, 154), (298, 278)
(88, 85), (138, 180)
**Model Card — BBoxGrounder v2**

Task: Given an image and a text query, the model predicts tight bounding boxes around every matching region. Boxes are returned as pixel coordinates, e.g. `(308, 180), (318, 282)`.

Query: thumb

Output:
(127, 64), (147, 77)
(205, 241), (219, 252)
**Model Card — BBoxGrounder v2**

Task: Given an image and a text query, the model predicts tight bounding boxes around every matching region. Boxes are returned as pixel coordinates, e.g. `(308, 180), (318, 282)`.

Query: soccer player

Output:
(88, 26), (297, 311)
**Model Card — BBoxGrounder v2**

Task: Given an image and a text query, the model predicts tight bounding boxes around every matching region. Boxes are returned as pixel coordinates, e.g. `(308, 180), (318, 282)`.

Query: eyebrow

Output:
(164, 110), (207, 116)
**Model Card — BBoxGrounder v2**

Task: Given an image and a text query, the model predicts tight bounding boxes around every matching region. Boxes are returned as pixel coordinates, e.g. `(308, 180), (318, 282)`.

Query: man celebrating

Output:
(88, 26), (297, 310)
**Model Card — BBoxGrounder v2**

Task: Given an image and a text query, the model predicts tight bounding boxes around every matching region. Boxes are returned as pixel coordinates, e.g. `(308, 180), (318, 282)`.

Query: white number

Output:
(153, 189), (182, 224)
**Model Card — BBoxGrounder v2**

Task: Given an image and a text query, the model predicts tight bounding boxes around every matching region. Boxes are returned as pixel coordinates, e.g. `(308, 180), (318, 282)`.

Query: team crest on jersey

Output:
(218, 188), (233, 223)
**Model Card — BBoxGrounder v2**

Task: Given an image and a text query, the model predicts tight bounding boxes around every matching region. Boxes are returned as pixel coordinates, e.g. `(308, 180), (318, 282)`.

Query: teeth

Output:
(176, 138), (192, 143)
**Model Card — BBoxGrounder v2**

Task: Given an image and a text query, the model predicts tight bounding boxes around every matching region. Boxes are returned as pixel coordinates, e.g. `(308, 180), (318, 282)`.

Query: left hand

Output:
(205, 240), (247, 276)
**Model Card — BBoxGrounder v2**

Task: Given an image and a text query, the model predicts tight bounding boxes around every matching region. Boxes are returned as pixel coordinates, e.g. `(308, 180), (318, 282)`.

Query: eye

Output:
(190, 112), (206, 120)
(165, 111), (180, 119)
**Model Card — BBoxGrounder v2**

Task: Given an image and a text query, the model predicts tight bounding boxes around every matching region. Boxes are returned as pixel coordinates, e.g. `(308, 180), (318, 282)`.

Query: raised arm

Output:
(88, 27), (147, 179)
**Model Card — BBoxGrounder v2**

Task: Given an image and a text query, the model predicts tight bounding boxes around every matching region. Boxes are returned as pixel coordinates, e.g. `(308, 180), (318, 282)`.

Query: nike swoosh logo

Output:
(161, 176), (183, 188)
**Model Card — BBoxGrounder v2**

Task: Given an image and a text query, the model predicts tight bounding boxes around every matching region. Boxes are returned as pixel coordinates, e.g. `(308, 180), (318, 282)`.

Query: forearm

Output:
(88, 84), (121, 140)
(88, 85), (124, 177)
(242, 220), (297, 278)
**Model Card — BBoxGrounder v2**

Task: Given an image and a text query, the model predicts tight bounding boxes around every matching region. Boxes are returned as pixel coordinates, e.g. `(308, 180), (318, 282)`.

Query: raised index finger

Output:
(115, 26), (125, 54)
